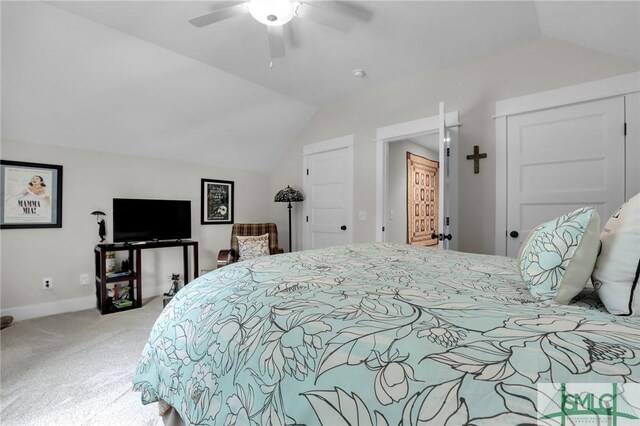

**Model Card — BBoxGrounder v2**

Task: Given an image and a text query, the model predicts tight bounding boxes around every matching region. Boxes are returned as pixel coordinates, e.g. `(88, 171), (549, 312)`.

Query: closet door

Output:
(303, 138), (354, 250)
(506, 97), (625, 258)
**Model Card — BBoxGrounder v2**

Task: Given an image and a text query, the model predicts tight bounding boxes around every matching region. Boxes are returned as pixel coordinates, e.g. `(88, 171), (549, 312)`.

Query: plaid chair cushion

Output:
(230, 223), (280, 255)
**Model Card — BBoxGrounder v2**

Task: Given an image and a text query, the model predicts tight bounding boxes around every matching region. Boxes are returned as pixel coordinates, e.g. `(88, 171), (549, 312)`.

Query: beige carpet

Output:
(1, 298), (164, 425)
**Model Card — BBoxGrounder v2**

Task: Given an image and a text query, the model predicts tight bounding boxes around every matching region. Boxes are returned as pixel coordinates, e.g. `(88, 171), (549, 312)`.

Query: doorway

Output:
(375, 105), (460, 250)
(386, 136), (441, 245)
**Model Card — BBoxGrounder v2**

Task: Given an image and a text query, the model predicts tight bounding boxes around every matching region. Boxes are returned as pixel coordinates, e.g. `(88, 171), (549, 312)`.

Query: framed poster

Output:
(0, 160), (63, 229)
(406, 152), (438, 246)
(201, 179), (234, 225)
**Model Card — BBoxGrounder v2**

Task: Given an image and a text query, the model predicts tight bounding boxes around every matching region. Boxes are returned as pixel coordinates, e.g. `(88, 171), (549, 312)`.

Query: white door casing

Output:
(303, 136), (354, 250)
(495, 72), (640, 257)
(375, 107), (460, 250)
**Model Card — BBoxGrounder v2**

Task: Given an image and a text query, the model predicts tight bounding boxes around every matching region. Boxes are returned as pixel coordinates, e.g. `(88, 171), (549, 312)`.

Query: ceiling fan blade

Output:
(189, 3), (248, 28)
(296, 1), (371, 33)
(267, 25), (286, 59)
(284, 21), (300, 49)
(314, 1), (373, 23)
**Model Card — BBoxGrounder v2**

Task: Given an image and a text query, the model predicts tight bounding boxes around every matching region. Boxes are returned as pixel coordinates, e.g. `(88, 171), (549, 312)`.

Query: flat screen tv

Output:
(113, 198), (191, 243)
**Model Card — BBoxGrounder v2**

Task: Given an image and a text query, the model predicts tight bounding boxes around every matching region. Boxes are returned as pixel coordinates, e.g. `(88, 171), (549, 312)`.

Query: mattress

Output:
(133, 243), (640, 425)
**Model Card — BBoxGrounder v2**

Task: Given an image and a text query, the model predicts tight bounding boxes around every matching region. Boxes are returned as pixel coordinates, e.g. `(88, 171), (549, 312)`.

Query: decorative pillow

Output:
(236, 233), (270, 261)
(518, 206), (600, 304)
(592, 193), (640, 316)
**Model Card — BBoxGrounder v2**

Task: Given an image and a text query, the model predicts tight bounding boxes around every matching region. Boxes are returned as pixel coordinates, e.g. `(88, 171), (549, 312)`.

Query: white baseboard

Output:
(0, 286), (166, 321)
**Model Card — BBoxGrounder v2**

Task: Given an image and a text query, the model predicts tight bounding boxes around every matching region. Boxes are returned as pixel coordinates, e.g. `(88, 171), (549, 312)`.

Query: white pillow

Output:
(236, 233), (270, 261)
(518, 206), (600, 304)
(592, 193), (640, 316)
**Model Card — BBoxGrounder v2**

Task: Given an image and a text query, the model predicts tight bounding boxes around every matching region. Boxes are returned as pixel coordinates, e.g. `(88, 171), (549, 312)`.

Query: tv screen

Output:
(113, 198), (191, 243)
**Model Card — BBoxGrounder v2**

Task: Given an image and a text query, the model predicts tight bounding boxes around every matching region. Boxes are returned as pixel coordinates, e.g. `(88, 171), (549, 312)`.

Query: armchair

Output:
(217, 223), (284, 268)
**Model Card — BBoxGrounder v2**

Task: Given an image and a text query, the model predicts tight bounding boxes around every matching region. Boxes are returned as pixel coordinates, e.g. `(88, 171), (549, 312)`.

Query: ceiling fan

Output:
(189, 0), (371, 61)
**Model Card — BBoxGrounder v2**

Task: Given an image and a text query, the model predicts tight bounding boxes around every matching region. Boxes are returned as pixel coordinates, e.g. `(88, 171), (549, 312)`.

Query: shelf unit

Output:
(94, 240), (199, 315)
(94, 245), (141, 314)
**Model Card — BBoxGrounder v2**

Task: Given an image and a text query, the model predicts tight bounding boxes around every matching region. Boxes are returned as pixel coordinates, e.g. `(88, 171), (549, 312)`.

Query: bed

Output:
(133, 243), (640, 425)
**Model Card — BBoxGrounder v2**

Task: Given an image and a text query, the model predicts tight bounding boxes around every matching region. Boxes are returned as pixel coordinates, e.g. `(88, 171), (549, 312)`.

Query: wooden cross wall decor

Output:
(466, 145), (487, 174)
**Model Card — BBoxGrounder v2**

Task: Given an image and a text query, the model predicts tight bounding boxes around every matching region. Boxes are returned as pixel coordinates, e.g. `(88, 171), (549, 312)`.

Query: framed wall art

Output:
(406, 152), (438, 246)
(0, 160), (63, 229)
(201, 179), (234, 225)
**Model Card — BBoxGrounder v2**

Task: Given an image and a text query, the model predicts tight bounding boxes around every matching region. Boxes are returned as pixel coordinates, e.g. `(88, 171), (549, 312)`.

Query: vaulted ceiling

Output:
(2, 1), (639, 172)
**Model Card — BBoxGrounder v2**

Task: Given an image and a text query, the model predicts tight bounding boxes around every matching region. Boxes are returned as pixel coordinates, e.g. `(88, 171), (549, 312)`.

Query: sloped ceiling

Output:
(1, 1), (638, 172)
(1, 1), (316, 172)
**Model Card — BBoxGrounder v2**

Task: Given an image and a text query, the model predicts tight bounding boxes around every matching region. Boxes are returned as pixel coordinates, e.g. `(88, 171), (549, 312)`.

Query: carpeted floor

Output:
(0, 298), (164, 425)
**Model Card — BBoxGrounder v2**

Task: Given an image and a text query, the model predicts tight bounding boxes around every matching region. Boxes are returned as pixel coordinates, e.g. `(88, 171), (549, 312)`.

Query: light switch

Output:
(358, 210), (367, 221)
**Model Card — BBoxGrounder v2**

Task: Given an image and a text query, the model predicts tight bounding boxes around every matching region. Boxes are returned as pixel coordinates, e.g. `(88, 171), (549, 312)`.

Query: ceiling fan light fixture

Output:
(248, 0), (295, 26)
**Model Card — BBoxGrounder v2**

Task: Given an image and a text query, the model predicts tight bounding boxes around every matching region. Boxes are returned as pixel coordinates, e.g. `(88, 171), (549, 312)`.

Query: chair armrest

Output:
(217, 249), (237, 268)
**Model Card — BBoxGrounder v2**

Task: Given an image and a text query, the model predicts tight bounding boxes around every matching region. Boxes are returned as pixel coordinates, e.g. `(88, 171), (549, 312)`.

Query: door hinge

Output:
(306, 169), (309, 175)
(306, 216), (309, 223)
(446, 148), (450, 157)
(446, 217), (450, 226)
(624, 122), (627, 136)
(382, 226), (385, 232)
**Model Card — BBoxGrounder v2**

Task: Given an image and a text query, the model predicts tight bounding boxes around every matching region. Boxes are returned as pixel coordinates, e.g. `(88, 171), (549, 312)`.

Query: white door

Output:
(303, 137), (354, 250)
(435, 126), (458, 250)
(437, 102), (449, 249)
(505, 97), (625, 258)
(626, 93), (640, 199)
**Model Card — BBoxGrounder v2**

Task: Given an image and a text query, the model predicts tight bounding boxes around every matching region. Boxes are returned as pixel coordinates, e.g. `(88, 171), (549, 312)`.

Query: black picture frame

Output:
(201, 179), (234, 225)
(0, 160), (63, 229)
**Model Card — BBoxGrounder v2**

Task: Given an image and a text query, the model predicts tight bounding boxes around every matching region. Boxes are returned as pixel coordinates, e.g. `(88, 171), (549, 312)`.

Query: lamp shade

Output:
(274, 185), (304, 203)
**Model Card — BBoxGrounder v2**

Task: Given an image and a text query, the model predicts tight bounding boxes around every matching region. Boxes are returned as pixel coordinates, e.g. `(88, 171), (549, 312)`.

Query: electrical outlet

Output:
(42, 277), (52, 290)
(79, 273), (90, 286)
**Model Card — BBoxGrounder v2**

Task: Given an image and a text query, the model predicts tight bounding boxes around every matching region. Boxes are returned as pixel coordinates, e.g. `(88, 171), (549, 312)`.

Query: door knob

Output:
(510, 231), (519, 238)
(340, 225), (347, 230)
(444, 234), (452, 241)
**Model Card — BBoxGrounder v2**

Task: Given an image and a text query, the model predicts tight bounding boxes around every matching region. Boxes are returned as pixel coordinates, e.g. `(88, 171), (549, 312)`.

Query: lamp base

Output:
(288, 202), (292, 253)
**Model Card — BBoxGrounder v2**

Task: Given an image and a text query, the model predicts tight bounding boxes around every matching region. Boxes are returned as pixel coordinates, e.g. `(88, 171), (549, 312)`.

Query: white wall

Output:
(0, 140), (274, 319)
(270, 38), (640, 254)
(3, 39), (639, 320)
(386, 139), (438, 244)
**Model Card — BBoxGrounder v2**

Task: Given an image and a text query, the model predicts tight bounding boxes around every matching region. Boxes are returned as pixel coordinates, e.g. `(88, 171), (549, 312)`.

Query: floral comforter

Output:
(133, 243), (640, 425)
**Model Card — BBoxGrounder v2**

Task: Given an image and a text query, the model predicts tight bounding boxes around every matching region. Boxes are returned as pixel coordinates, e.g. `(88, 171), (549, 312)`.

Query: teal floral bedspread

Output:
(133, 243), (640, 425)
